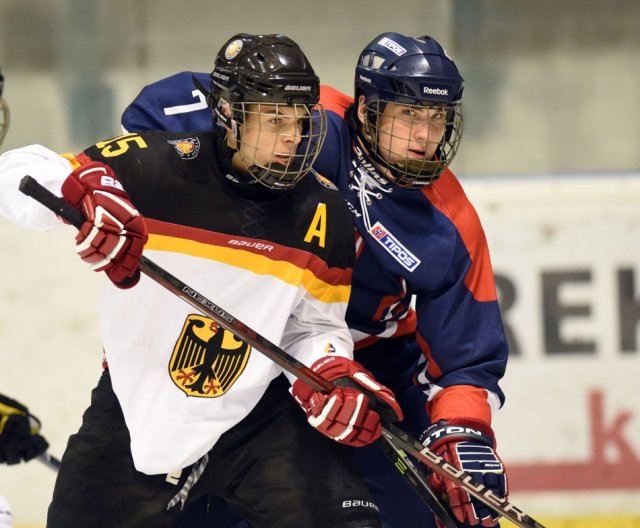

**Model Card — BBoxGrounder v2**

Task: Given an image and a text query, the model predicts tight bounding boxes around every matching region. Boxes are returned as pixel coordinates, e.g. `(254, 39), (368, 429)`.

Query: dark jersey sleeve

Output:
(414, 173), (508, 426)
(121, 71), (213, 133)
(72, 131), (167, 209)
(311, 111), (351, 185)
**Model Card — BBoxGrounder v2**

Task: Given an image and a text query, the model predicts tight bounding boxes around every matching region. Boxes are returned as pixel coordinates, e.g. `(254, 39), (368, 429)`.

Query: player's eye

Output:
(430, 111), (445, 124)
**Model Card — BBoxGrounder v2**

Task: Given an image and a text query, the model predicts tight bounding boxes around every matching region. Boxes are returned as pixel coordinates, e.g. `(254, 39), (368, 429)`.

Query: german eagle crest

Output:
(170, 314), (251, 397)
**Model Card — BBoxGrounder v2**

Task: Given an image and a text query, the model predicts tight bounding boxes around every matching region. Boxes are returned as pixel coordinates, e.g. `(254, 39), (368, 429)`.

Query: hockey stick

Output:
(37, 451), (61, 471)
(374, 431), (459, 528)
(19, 175), (545, 528)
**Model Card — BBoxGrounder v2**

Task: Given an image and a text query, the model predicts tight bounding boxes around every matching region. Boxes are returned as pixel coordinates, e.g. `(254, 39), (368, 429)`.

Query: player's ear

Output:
(357, 96), (373, 137)
(356, 96), (367, 126)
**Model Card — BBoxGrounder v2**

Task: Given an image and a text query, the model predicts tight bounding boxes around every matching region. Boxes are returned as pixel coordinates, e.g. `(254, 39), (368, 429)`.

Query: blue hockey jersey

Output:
(121, 73), (508, 427)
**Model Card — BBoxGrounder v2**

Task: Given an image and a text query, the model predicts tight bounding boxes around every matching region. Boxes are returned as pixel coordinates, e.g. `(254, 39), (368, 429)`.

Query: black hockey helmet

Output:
(210, 33), (320, 111)
(206, 34), (326, 190)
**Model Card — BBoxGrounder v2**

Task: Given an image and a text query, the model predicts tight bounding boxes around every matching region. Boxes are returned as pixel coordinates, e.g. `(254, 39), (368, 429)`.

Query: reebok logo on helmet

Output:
(423, 86), (449, 96)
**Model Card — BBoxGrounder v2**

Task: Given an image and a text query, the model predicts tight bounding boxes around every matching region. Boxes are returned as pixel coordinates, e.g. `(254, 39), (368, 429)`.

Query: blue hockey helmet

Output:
(354, 33), (464, 187)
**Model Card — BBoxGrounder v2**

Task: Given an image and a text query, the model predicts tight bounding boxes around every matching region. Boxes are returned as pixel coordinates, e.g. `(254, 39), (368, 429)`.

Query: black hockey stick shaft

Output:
(37, 451), (61, 471)
(19, 175), (545, 528)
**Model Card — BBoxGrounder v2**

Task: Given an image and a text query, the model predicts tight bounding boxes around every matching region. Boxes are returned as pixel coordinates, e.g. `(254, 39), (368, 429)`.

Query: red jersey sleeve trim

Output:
(145, 218), (352, 288)
(423, 170), (498, 302)
(427, 385), (492, 427)
(416, 331), (443, 378)
(319, 85), (354, 118)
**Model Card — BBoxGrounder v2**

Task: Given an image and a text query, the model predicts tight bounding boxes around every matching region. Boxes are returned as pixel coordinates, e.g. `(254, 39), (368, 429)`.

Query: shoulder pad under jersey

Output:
(121, 71), (212, 133)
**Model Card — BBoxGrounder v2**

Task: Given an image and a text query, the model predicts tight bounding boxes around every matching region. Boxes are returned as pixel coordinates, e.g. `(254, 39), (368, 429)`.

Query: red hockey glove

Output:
(421, 419), (508, 527)
(291, 356), (403, 447)
(61, 162), (148, 288)
(0, 394), (49, 465)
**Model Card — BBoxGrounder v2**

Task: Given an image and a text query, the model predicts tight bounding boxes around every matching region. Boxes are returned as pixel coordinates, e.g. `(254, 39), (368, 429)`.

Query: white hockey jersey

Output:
(0, 131), (355, 475)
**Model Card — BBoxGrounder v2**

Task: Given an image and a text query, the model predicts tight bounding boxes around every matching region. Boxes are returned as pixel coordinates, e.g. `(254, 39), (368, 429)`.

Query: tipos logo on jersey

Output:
(169, 315), (251, 398)
(369, 221), (421, 272)
(168, 138), (200, 159)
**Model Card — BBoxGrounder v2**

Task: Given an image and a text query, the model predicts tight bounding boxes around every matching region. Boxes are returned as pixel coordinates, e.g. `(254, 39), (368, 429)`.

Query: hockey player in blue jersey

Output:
(122, 32), (510, 528)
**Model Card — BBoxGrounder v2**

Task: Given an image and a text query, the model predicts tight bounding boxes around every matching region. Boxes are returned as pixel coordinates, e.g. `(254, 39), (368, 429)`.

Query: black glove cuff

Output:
(420, 419), (495, 450)
(112, 269), (141, 289)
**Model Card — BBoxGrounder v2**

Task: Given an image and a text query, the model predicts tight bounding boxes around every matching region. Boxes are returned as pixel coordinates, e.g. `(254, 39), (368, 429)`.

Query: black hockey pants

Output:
(47, 370), (381, 528)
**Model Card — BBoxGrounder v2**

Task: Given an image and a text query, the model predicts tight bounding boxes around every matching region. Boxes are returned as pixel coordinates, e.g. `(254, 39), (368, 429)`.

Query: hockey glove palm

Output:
(291, 356), (403, 447)
(61, 162), (148, 288)
(0, 394), (49, 465)
(421, 419), (507, 527)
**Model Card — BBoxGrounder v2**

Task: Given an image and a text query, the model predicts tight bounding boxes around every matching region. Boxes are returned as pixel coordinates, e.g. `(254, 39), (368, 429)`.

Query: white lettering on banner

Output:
(462, 174), (640, 358)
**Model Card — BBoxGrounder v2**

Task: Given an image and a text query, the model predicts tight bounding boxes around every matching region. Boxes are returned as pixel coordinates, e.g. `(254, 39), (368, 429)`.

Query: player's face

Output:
(238, 104), (305, 171)
(374, 102), (446, 165)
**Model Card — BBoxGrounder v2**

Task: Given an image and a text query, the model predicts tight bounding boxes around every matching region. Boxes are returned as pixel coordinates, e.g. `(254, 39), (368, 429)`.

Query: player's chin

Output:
(270, 157), (293, 168)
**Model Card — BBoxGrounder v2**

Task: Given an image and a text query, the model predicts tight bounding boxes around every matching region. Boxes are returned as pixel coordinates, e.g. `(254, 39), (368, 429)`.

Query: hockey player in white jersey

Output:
(0, 34), (402, 528)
